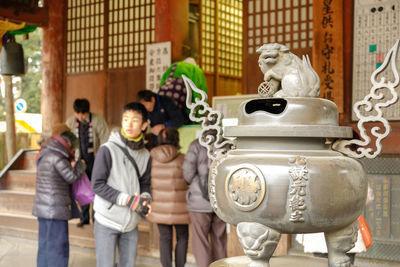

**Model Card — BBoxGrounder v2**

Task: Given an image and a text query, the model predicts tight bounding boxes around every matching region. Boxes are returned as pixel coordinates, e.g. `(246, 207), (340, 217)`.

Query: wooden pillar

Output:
(155, 0), (189, 61)
(4, 75), (16, 161)
(312, 0), (344, 113)
(41, 0), (65, 133)
(342, 0), (354, 123)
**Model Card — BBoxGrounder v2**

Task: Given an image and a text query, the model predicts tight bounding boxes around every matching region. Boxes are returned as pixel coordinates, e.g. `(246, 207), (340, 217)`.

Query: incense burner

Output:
(183, 41), (399, 267)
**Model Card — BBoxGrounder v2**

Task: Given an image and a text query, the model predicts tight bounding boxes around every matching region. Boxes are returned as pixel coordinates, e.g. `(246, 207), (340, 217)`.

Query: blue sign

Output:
(15, 99), (27, 113)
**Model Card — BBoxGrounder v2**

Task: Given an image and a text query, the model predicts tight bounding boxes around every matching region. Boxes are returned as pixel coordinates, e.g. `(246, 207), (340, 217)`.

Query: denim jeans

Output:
(37, 218), (69, 267)
(94, 221), (138, 267)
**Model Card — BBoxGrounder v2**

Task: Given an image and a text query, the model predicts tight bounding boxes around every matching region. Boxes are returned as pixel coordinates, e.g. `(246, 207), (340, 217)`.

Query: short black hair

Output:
(136, 90), (156, 102)
(121, 102), (149, 122)
(73, 98), (90, 113)
(157, 127), (180, 148)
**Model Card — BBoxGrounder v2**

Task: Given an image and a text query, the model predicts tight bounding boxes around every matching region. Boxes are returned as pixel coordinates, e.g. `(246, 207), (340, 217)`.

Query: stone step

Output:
(0, 212), (95, 248)
(21, 150), (39, 170)
(0, 190), (35, 214)
(9, 150), (39, 171)
(0, 211), (152, 251)
(0, 170), (36, 192)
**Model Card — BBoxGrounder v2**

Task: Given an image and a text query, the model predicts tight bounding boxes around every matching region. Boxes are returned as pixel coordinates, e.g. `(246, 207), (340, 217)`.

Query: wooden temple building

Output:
(0, 0), (399, 263)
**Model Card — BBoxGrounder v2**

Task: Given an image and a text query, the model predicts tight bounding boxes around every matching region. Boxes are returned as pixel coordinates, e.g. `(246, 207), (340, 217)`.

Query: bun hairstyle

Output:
(157, 127), (180, 149)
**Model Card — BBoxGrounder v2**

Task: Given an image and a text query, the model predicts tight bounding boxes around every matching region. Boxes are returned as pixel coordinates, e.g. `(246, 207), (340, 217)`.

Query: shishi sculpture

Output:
(257, 43), (320, 98)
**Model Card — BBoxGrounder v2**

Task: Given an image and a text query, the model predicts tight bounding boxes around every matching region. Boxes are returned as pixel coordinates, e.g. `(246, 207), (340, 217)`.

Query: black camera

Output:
(135, 192), (152, 218)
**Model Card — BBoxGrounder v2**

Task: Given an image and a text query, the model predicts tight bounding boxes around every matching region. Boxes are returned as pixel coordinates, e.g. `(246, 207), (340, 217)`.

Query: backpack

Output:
(158, 64), (187, 112)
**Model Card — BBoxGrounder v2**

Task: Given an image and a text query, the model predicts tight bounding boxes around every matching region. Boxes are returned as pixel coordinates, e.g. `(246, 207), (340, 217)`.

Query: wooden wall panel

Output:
(245, 54), (264, 94)
(64, 73), (106, 121)
(205, 74), (215, 104)
(106, 67), (146, 127)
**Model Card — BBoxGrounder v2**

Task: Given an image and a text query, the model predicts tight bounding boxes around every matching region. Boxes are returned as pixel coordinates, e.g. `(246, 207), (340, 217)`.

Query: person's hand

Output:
(143, 202), (152, 217)
(71, 161), (76, 167)
(139, 193), (152, 217)
(126, 194), (140, 211)
(151, 124), (165, 135)
(127, 193), (152, 218)
(80, 160), (87, 172)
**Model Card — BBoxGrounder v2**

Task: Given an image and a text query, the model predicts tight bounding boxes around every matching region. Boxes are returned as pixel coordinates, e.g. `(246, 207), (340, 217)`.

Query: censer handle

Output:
(182, 75), (234, 161)
(332, 40), (400, 158)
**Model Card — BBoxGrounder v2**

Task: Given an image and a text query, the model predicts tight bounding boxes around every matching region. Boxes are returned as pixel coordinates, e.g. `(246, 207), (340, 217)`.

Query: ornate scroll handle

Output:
(332, 40), (400, 158)
(182, 75), (234, 161)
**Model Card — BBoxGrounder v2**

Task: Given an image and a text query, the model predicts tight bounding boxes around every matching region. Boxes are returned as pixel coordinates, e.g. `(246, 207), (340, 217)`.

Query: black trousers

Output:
(80, 159), (93, 224)
(157, 224), (189, 267)
(80, 204), (91, 223)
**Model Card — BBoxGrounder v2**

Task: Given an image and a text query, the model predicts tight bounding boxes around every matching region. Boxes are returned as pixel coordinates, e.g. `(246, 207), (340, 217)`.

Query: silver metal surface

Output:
(182, 42), (397, 267)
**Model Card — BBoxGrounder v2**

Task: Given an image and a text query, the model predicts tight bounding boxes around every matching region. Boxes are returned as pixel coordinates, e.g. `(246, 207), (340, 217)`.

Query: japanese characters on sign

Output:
(366, 176), (391, 238)
(146, 42), (171, 93)
(320, 0), (335, 101)
(313, 0), (344, 112)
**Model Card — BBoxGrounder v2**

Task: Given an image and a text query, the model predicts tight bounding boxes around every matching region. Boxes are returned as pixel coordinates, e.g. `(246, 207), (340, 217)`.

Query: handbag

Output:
(358, 215), (373, 249)
(72, 172), (95, 206)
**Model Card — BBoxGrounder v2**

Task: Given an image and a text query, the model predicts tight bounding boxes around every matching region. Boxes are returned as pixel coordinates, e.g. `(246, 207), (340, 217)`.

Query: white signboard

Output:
(0, 75), (22, 99)
(146, 41), (171, 93)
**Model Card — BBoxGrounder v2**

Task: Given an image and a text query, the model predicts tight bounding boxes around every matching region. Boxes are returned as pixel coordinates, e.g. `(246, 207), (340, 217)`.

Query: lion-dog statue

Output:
(257, 43), (320, 97)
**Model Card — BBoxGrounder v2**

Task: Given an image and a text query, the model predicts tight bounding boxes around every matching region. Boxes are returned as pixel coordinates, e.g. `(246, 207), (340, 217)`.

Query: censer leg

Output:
(236, 222), (281, 267)
(324, 221), (358, 267)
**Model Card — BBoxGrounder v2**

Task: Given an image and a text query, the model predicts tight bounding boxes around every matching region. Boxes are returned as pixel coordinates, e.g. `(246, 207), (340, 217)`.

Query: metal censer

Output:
(182, 41), (400, 267)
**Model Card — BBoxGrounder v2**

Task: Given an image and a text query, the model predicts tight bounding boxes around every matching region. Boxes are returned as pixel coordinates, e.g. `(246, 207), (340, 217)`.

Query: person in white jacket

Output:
(91, 102), (152, 267)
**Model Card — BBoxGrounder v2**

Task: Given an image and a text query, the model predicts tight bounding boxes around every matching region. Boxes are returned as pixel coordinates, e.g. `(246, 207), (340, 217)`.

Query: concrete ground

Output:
(0, 235), (166, 267)
(0, 235), (399, 267)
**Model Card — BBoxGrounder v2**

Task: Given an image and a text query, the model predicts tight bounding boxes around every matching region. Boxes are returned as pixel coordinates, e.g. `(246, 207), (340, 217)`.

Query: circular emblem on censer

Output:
(225, 164), (266, 211)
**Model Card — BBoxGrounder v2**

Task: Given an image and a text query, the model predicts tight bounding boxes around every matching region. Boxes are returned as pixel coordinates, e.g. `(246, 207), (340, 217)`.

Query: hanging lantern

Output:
(0, 35), (25, 75)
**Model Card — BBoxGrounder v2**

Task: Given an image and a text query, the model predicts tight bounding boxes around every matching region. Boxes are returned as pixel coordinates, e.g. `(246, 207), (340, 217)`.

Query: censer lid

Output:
(224, 97), (353, 138)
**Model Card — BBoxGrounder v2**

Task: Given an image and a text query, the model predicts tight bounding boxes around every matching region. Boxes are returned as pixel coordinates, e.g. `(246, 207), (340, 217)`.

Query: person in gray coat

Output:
(182, 139), (227, 267)
(32, 129), (86, 267)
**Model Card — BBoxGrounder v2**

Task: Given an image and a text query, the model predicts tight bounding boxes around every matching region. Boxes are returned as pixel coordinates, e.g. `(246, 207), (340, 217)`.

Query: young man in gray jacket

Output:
(92, 102), (152, 267)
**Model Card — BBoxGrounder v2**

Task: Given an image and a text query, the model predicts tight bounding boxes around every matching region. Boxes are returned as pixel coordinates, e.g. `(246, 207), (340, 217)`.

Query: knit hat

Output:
(51, 123), (71, 136)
